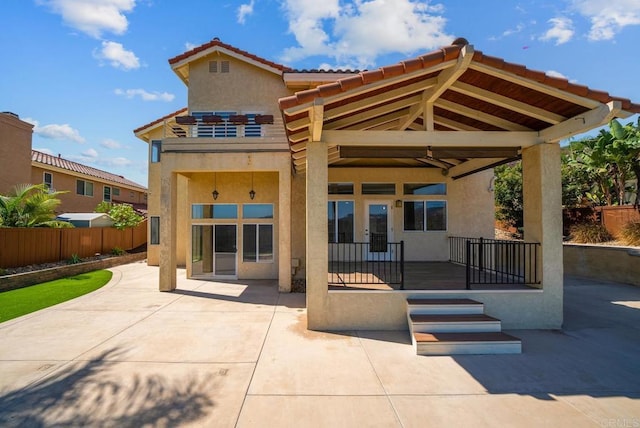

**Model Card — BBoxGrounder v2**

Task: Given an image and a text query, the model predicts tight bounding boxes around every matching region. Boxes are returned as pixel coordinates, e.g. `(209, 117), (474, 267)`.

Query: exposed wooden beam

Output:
(343, 111), (408, 131)
(325, 95), (421, 130)
(290, 141), (307, 152)
(538, 101), (625, 142)
(449, 81), (566, 124)
(451, 157), (520, 180)
(447, 157), (507, 178)
(426, 45), (474, 103)
(397, 101), (424, 130)
(323, 78), (438, 121)
(469, 62), (601, 110)
(436, 99), (532, 131)
(432, 146), (520, 159)
(433, 116), (480, 131)
(341, 146), (428, 158)
(310, 99), (324, 142)
(322, 130), (540, 147)
(416, 157), (454, 169)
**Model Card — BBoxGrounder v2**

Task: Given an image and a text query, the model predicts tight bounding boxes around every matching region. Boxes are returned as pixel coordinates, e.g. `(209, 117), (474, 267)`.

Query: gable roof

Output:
(279, 38), (640, 175)
(133, 107), (188, 137)
(169, 38), (293, 84)
(32, 150), (147, 190)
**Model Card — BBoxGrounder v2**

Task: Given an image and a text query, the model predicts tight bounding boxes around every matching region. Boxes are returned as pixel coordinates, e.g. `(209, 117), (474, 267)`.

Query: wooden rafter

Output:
(435, 99), (532, 131)
(322, 130), (540, 147)
(538, 101), (626, 142)
(325, 95), (422, 130)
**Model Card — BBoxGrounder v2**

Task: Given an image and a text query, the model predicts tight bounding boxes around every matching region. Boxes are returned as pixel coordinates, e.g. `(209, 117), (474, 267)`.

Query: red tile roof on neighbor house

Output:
(278, 38), (640, 113)
(32, 150), (147, 191)
(133, 107), (188, 135)
(168, 37), (294, 72)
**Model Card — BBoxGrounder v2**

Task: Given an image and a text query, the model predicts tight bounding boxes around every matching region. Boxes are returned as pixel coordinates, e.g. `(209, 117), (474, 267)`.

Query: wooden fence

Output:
(0, 221), (147, 268)
(563, 205), (640, 237)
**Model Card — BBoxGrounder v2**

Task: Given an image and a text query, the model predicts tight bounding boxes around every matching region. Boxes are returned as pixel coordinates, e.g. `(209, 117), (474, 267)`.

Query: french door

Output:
(364, 202), (393, 260)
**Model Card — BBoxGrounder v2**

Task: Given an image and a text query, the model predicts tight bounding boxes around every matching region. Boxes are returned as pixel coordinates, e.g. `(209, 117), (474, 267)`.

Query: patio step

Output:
(406, 298), (484, 314)
(406, 298), (521, 355)
(409, 313), (502, 333)
(413, 332), (522, 355)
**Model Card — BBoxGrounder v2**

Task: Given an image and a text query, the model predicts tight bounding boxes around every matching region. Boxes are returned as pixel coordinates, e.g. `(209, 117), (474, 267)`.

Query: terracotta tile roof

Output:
(278, 38), (640, 113)
(133, 107), (187, 134)
(32, 150), (147, 190)
(168, 37), (294, 72)
(285, 69), (362, 74)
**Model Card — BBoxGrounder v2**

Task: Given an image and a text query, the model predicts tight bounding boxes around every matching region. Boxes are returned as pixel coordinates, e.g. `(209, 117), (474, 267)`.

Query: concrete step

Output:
(406, 298), (484, 315)
(409, 313), (502, 333)
(413, 331), (522, 355)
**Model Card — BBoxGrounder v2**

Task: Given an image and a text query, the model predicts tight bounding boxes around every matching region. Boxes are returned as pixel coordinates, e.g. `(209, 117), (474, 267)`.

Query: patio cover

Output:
(278, 38), (640, 177)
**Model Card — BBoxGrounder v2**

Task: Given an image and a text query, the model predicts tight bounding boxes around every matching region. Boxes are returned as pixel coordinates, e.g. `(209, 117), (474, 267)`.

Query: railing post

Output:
(400, 240), (405, 290)
(465, 239), (471, 290)
(478, 236), (484, 272)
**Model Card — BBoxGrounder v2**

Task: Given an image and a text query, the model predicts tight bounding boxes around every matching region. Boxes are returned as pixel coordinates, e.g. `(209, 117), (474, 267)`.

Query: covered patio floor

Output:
(329, 261), (535, 291)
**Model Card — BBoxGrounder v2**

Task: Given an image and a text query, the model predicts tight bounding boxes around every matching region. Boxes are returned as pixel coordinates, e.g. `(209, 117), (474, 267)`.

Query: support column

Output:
(159, 170), (177, 291)
(278, 167), (292, 292)
(522, 143), (563, 328)
(306, 141), (328, 329)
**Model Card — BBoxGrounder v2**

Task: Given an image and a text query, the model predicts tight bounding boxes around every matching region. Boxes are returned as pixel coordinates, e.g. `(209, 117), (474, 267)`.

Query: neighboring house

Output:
(56, 213), (115, 228)
(31, 150), (147, 213)
(134, 37), (640, 341)
(0, 112), (33, 195)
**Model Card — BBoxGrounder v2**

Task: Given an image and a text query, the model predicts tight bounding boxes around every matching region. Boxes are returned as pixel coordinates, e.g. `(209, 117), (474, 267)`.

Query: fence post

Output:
(400, 241), (405, 290)
(478, 236), (484, 272)
(465, 239), (471, 290)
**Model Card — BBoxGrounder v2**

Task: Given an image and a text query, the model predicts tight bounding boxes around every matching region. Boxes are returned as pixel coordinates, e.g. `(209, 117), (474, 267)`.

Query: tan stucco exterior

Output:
(0, 113), (33, 195)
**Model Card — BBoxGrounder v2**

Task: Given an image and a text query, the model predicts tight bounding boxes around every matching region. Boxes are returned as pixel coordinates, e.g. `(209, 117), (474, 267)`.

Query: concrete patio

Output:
(0, 261), (639, 427)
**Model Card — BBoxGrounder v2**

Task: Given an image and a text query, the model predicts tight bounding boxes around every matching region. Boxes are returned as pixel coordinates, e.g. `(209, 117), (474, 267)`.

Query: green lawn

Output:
(0, 270), (113, 323)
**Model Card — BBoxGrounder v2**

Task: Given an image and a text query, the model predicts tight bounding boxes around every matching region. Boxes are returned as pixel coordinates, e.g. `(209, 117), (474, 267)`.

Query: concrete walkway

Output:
(0, 261), (639, 427)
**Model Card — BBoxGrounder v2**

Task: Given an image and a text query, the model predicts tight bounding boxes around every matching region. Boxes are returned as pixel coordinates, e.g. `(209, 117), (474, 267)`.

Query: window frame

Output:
(242, 223), (274, 263)
(151, 140), (161, 163)
(76, 179), (94, 197)
(361, 183), (396, 195)
(328, 200), (355, 243)
(150, 216), (160, 245)
(103, 186), (112, 202)
(43, 172), (53, 191)
(403, 200), (448, 232)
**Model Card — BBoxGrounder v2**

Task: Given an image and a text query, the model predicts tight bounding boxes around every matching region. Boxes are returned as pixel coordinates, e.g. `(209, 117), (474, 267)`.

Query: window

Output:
(192, 225), (203, 262)
(404, 201), (447, 231)
(103, 186), (111, 202)
(113, 188), (120, 196)
(151, 140), (161, 163)
(403, 183), (446, 195)
(192, 204), (237, 219)
(243, 113), (262, 138)
(43, 172), (53, 191)
(328, 183), (353, 195)
(150, 217), (160, 245)
(328, 201), (354, 243)
(362, 183), (396, 195)
(243, 224), (273, 262)
(243, 204), (273, 219)
(208, 61), (218, 73)
(220, 60), (230, 73)
(76, 180), (94, 196)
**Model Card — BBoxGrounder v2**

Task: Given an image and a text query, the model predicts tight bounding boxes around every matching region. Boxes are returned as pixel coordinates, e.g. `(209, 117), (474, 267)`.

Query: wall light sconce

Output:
(395, 200), (402, 208)
(249, 172), (256, 200)
(212, 172), (219, 200)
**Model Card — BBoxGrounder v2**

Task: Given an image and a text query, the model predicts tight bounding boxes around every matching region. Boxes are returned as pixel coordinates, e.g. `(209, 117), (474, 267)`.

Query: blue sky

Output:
(2, 0), (640, 187)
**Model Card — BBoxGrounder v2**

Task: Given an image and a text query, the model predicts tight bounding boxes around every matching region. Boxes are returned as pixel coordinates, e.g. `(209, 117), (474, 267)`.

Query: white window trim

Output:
(328, 199), (355, 243)
(243, 223), (274, 264)
(402, 199), (448, 232)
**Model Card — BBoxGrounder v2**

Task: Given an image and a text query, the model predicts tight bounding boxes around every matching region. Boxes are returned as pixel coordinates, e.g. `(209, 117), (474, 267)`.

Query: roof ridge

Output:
(168, 37), (294, 72)
(31, 150), (147, 190)
(133, 107), (187, 134)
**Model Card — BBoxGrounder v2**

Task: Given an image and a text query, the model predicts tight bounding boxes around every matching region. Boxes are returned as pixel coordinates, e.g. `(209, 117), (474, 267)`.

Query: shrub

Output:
(619, 221), (640, 247)
(68, 253), (82, 264)
(569, 223), (613, 244)
(111, 247), (126, 256)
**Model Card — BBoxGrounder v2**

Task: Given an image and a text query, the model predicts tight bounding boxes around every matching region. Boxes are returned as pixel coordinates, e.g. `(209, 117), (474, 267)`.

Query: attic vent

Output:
(209, 61), (218, 73)
(221, 61), (230, 73)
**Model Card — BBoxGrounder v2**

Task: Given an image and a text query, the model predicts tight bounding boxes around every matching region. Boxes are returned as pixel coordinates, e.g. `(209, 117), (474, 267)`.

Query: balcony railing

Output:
(329, 241), (404, 289)
(163, 114), (285, 140)
(449, 236), (540, 289)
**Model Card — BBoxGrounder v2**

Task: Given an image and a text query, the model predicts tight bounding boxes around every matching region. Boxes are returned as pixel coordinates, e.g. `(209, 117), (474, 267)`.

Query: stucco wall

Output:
(0, 113), (33, 195)
(564, 244), (640, 286)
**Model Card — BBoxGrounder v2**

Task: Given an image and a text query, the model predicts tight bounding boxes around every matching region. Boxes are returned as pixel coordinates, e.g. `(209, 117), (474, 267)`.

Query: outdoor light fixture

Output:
(249, 172), (256, 200)
(212, 173), (219, 200)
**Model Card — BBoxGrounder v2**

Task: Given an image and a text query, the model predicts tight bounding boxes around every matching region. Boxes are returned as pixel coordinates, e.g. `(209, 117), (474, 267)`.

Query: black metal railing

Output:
(329, 241), (404, 289)
(449, 236), (540, 289)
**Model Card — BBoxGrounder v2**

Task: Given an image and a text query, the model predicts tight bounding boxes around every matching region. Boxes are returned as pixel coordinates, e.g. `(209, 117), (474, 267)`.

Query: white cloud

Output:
(114, 88), (174, 101)
(546, 70), (567, 79)
(94, 41), (140, 70)
(34, 147), (55, 156)
(100, 138), (123, 149)
(238, 0), (255, 24)
(540, 17), (574, 45)
(184, 42), (198, 51)
(280, 0), (453, 68)
(573, 0), (640, 40)
(82, 148), (99, 158)
(100, 157), (132, 167)
(40, 0), (136, 38)
(23, 117), (86, 143)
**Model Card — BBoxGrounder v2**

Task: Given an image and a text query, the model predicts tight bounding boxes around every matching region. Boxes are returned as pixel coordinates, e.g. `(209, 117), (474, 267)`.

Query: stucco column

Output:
(159, 170), (177, 291)
(278, 167), (292, 292)
(522, 143), (563, 328)
(306, 141), (328, 329)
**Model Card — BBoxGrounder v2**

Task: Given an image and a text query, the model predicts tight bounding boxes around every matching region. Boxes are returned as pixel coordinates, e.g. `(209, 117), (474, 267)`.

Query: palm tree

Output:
(0, 184), (73, 228)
